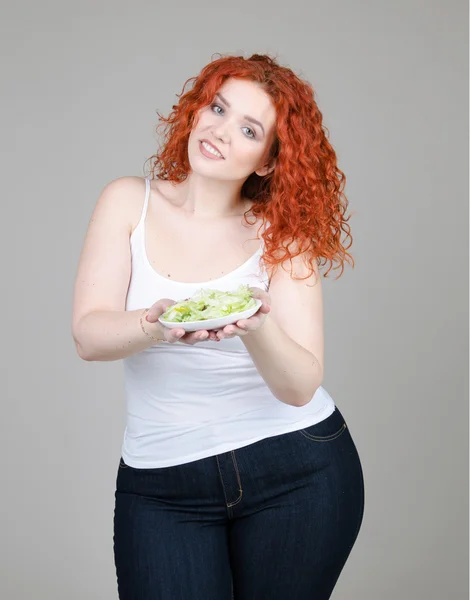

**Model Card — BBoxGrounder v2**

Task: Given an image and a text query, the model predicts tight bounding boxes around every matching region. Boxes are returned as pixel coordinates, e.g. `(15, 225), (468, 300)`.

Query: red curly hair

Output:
(146, 53), (354, 280)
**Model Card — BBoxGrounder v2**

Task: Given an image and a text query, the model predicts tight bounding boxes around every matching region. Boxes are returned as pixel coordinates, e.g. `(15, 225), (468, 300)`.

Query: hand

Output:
(145, 298), (215, 345)
(213, 287), (271, 341)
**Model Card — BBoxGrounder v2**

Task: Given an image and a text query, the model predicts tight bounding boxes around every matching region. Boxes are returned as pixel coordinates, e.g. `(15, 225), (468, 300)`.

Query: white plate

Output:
(158, 299), (262, 332)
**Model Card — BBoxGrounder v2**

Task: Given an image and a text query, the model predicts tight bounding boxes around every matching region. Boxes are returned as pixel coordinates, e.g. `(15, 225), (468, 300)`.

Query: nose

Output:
(212, 124), (230, 144)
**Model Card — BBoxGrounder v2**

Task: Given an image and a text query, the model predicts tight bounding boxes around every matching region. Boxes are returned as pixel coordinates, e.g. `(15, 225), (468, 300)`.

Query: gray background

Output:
(1, 0), (468, 598)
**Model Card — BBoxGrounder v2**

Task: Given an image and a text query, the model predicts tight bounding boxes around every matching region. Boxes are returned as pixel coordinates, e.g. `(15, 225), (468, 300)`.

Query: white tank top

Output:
(121, 177), (335, 468)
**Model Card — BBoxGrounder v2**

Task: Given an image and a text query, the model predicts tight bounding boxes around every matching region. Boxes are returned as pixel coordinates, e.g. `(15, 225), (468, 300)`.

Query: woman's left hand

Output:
(209, 287), (271, 341)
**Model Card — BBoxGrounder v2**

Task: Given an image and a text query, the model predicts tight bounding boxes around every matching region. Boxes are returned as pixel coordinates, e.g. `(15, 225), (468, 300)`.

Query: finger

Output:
(167, 328), (185, 342)
(248, 287), (271, 303)
(235, 318), (260, 331)
(217, 325), (247, 339)
(225, 324), (248, 336)
(146, 299), (176, 322)
(247, 288), (271, 313)
(231, 325), (248, 336)
(217, 325), (234, 339)
(181, 330), (209, 345)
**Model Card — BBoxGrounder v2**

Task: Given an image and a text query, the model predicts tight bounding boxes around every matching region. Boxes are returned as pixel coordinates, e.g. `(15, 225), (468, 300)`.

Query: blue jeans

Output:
(113, 405), (365, 599)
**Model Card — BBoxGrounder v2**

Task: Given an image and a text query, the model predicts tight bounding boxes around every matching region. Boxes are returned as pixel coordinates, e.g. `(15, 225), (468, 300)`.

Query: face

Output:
(187, 78), (277, 181)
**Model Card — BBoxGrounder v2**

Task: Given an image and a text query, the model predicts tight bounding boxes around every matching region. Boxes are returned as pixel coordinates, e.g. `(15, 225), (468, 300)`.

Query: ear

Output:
(255, 161), (276, 177)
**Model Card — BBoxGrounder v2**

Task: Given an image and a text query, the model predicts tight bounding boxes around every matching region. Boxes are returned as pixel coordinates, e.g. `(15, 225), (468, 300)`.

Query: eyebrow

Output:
(215, 93), (265, 136)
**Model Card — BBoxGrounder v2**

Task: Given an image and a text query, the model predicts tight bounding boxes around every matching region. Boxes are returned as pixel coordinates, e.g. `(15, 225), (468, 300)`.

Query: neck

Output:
(175, 172), (250, 218)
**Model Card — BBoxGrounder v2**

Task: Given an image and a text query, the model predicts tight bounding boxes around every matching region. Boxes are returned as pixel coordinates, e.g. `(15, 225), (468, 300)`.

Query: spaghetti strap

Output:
(137, 177), (151, 228)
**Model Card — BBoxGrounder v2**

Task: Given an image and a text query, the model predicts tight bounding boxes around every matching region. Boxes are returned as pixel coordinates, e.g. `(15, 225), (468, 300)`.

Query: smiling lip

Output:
(199, 139), (225, 160)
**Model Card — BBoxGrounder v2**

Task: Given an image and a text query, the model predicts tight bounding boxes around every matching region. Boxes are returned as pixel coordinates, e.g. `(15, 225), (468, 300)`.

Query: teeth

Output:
(202, 141), (223, 158)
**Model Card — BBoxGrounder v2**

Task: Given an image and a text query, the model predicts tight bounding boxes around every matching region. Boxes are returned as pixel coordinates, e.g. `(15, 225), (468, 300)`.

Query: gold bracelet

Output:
(139, 308), (166, 343)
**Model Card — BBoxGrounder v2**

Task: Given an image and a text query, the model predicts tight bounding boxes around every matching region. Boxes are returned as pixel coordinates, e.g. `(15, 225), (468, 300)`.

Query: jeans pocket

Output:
(298, 409), (348, 443)
(119, 456), (129, 469)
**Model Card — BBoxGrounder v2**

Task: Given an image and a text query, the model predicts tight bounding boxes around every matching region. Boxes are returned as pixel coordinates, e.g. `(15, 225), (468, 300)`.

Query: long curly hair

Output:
(146, 53), (354, 280)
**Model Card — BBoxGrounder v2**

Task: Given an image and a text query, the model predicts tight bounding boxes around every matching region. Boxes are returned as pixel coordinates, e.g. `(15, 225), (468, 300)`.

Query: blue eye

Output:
(210, 104), (256, 139)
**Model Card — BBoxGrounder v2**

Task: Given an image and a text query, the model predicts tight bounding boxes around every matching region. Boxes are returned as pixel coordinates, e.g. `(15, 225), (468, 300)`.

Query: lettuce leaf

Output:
(160, 284), (256, 323)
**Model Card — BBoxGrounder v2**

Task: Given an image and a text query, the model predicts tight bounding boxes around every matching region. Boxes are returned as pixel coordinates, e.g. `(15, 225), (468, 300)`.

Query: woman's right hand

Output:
(144, 299), (218, 345)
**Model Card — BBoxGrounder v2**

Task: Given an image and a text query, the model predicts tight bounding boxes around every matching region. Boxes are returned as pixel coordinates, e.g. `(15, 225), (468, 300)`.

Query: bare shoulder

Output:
(95, 175), (147, 233)
(269, 241), (322, 287)
(71, 176), (147, 339)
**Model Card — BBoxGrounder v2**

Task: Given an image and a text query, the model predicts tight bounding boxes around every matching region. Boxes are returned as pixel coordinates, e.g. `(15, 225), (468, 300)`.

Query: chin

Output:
(188, 154), (229, 180)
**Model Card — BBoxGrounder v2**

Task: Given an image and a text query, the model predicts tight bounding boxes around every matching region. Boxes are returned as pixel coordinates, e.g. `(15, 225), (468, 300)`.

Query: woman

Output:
(72, 53), (365, 600)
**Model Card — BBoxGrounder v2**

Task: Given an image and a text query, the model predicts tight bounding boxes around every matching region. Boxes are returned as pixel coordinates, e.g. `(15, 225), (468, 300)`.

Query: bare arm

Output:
(71, 176), (214, 361)
(71, 177), (167, 361)
(74, 308), (166, 362)
(221, 255), (325, 407)
(242, 314), (323, 407)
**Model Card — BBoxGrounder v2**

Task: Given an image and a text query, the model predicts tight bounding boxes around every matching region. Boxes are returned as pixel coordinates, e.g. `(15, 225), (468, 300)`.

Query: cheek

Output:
(193, 112), (214, 132)
(233, 142), (265, 168)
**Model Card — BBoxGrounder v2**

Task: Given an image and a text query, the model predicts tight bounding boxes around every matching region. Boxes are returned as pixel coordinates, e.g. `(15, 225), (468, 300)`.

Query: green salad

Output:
(160, 285), (257, 323)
